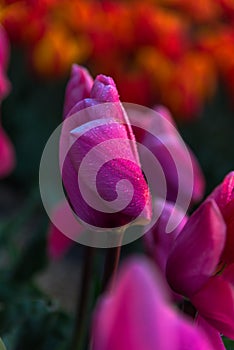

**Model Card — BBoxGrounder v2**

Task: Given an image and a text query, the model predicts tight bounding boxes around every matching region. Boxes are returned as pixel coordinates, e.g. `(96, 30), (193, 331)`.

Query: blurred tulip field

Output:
(0, 0), (234, 349)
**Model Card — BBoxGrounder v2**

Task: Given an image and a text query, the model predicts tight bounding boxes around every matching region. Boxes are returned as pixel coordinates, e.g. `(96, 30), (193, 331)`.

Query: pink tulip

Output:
(0, 26), (10, 99)
(61, 66), (151, 229)
(166, 197), (234, 339)
(130, 105), (205, 206)
(144, 199), (187, 299)
(196, 316), (226, 350)
(0, 126), (15, 178)
(47, 200), (84, 260)
(0, 26), (14, 178)
(152, 106), (205, 204)
(92, 258), (215, 350)
(208, 171), (234, 263)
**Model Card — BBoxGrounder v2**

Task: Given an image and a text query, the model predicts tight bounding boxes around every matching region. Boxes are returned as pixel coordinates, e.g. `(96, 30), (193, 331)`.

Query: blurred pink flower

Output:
(0, 26), (11, 99)
(47, 200), (84, 260)
(130, 105), (205, 205)
(153, 106), (205, 204)
(92, 257), (216, 350)
(0, 126), (15, 178)
(144, 199), (187, 300)
(0, 26), (14, 179)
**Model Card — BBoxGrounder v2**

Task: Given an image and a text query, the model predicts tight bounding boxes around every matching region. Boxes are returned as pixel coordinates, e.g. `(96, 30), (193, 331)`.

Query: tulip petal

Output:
(144, 200), (187, 300)
(144, 199), (187, 273)
(47, 200), (84, 260)
(191, 276), (234, 339)
(0, 26), (9, 69)
(92, 258), (174, 350)
(63, 64), (93, 118)
(47, 224), (74, 260)
(176, 315), (215, 350)
(92, 258), (213, 350)
(208, 172), (234, 263)
(166, 200), (226, 296)
(0, 127), (15, 178)
(137, 107), (205, 205)
(90, 75), (119, 102)
(220, 200), (234, 263)
(195, 315), (225, 350)
(209, 172), (234, 210)
(63, 119), (151, 228)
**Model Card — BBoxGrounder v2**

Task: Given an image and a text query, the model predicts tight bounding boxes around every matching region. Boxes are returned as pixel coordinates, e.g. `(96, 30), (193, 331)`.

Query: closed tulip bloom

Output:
(61, 66), (151, 229)
(92, 258), (215, 350)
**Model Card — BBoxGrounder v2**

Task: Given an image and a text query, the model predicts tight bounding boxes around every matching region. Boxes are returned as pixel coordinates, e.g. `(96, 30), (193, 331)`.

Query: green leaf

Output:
(0, 338), (6, 350)
(223, 337), (234, 349)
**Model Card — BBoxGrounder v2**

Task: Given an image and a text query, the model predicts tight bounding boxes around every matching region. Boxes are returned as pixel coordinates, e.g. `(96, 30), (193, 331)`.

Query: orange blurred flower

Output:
(0, 0), (234, 119)
(31, 24), (91, 77)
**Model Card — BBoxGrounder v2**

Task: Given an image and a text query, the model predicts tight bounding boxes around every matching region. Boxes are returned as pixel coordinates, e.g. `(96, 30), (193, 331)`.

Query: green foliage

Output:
(180, 85), (234, 195)
(0, 338), (6, 350)
(223, 337), (234, 350)
(2, 48), (67, 188)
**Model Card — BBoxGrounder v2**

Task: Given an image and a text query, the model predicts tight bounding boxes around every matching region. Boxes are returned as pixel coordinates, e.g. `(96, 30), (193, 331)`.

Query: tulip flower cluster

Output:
(47, 64), (234, 348)
(0, 26), (15, 179)
(0, 0), (234, 119)
(144, 171), (234, 348)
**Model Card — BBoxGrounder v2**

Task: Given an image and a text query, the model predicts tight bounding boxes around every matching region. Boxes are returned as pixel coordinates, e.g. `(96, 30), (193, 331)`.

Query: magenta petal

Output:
(166, 200), (226, 297)
(176, 315), (215, 350)
(140, 108), (205, 205)
(195, 315), (225, 350)
(208, 172), (234, 263)
(63, 64), (93, 118)
(0, 127), (15, 178)
(92, 258), (213, 350)
(189, 148), (206, 203)
(0, 26), (9, 69)
(191, 277), (234, 339)
(154, 105), (175, 124)
(155, 105), (205, 203)
(47, 200), (83, 260)
(92, 259), (174, 350)
(144, 200), (187, 300)
(61, 69), (151, 230)
(144, 200), (187, 273)
(90, 75), (119, 103)
(209, 172), (234, 210)
(221, 263), (234, 285)
(62, 119), (151, 228)
(47, 223), (74, 260)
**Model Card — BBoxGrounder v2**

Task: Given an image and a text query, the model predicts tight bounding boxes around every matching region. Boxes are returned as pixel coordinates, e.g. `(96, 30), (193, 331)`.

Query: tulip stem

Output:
(71, 246), (95, 350)
(101, 230), (124, 292)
